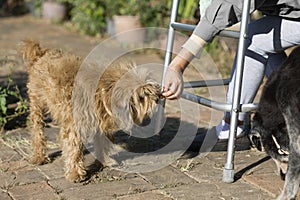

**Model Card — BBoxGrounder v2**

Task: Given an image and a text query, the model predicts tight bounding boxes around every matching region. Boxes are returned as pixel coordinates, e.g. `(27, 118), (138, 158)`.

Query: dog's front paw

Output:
(102, 157), (119, 168)
(66, 169), (87, 183)
(30, 155), (50, 165)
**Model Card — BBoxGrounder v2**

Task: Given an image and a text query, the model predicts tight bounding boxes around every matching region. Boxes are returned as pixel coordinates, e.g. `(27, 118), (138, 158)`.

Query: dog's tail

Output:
(19, 39), (47, 67)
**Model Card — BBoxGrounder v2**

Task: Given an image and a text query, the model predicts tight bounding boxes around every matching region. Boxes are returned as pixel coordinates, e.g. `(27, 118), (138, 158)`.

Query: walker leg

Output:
(222, 0), (251, 183)
(155, 0), (180, 134)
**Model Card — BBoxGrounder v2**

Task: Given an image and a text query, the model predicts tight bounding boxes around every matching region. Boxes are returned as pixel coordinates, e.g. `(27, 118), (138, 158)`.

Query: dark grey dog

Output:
(250, 46), (300, 200)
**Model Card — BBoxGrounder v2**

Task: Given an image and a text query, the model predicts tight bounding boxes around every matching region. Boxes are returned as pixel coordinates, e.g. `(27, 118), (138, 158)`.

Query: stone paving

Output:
(0, 15), (298, 200)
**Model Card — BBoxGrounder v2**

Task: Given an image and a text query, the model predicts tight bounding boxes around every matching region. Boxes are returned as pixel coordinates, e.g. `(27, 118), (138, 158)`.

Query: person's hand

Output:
(162, 66), (184, 100)
(162, 46), (198, 99)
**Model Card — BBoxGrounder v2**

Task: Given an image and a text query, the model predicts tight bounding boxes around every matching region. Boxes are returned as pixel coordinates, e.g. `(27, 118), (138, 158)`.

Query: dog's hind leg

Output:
(29, 97), (49, 165)
(61, 123), (86, 182)
(277, 107), (300, 200)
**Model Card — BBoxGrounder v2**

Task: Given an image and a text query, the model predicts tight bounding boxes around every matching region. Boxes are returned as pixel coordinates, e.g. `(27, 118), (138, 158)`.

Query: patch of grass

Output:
(97, 171), (126, 183)
(175, 159), (197, 172)
(83, 170), (127, 185)
(159, 182), (185, 189)
(133, 188), (145, 194)
(0, 132), (31, 157)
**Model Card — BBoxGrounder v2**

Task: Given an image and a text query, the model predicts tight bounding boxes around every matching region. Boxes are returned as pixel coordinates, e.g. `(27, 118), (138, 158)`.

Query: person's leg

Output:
(218, 53), (286, 139)
(218, 16), (300, 139)
(265, 52), (287, 78)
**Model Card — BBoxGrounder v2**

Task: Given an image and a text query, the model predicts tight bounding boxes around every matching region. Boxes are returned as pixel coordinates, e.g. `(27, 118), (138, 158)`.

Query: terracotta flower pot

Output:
(110, 15), (146, 44)
(42, 1), (66, 22)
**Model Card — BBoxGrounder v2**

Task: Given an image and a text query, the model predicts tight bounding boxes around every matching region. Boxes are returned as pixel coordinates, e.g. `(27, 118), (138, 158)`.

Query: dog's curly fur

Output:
(250, 46), (300, 200)
(20, 39), (161, 182)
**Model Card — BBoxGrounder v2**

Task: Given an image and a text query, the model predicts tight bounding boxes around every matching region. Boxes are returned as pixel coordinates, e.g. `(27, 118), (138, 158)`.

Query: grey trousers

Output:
(225, 16), (300, 121)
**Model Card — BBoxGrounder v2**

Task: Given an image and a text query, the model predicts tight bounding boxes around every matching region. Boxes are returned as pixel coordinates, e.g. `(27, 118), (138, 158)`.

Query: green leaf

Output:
(0, 97), (7, 115)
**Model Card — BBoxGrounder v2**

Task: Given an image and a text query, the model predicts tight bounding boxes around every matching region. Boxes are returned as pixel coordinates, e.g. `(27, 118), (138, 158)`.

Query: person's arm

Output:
(163, 0), (248, 99)
(193, 0), (245, 43)
(162, 35), (206, 99)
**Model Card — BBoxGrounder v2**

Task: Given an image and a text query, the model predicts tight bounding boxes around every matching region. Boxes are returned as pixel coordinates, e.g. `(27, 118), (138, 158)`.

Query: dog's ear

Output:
(249, 128), (263, 151)
(249, 114), (264, 151)
(19, 39), (47, 66)
(129, 83), (161, 125)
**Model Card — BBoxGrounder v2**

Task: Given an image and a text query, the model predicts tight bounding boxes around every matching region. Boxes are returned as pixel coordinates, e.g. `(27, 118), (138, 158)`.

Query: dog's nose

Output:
(139, 116), (151, 126)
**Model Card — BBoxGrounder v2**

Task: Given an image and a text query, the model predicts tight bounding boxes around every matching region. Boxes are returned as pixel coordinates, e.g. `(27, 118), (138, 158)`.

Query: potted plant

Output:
(105, 0), (149, 43)
(42, 0), (68, 22)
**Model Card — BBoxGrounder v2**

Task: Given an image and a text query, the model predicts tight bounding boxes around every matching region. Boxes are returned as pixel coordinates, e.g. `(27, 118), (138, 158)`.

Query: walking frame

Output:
(161, 0), (257, 182)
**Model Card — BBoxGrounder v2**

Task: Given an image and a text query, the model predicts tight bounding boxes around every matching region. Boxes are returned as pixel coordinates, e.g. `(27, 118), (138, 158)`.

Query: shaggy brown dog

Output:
(20, 40), (161, 182)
